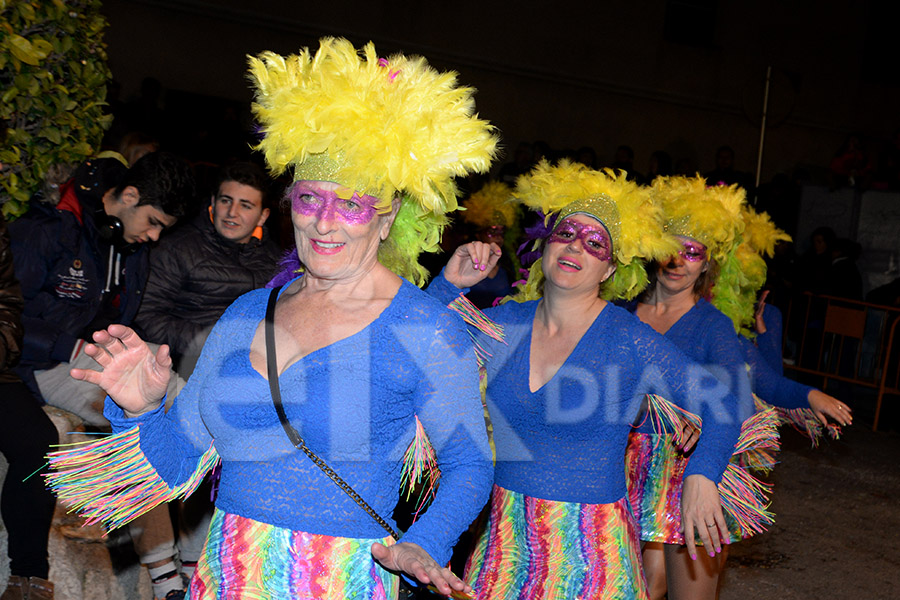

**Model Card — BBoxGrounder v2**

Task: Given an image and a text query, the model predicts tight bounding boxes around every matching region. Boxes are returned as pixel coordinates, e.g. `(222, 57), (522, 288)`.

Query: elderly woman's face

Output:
(289, 180), (394, 280)
(542, 214), (615, 293)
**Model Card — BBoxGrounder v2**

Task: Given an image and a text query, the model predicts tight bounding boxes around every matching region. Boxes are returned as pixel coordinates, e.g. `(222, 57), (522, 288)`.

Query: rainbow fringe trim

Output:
(755, 397), (842, 446)
(642, 394), (778, 540)
(45, 426), (219, 532)
(399, 415), (440, 520)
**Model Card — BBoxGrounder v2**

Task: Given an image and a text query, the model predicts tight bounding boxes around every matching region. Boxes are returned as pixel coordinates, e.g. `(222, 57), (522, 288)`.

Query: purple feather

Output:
(517, 211), (557, 266)
(266, 247), (303, 288)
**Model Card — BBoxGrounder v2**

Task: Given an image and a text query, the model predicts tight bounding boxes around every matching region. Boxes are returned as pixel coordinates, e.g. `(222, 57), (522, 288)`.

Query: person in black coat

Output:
(135, 162), (280, 377)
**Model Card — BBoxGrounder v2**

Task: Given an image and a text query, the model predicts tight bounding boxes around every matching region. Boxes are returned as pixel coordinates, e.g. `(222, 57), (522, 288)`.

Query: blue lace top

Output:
(106, 278), (493, 566)
(428, 275), (746, 505)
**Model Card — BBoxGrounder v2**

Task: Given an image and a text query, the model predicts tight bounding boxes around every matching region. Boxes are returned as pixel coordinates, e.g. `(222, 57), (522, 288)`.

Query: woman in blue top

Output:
(47, 38), (497, 600)
(625, 179), (851, 600)
(429, 161), (752, 599)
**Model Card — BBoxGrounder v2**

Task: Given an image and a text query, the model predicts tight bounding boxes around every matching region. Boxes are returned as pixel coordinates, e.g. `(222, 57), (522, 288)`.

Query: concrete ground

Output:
(2, 399), (899, 599)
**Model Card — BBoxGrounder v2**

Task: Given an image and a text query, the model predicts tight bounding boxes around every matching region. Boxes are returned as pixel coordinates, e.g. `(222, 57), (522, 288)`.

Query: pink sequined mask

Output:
(548, 218), (613, 262)
(677, 237), (708, 262)
(289, 182), (379, 225)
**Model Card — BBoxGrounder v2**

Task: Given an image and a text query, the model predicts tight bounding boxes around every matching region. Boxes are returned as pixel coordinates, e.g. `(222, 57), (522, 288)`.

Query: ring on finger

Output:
(706, 523), (716, 528)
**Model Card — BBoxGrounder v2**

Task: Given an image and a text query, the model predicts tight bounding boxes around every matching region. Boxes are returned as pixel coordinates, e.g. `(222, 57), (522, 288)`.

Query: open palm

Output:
(70, 324), (171, 416)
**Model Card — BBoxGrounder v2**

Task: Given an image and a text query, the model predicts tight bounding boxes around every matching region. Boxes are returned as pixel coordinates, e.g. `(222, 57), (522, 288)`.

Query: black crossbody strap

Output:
(264, 286), (400, 540)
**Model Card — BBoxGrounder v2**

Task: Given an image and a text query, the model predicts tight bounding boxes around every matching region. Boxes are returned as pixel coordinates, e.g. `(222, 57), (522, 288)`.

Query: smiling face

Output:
(542, 214), (616, 294)
(289, 180), (396, 281)
(212, 180), (269, 244)
(656, 235), (709, 296)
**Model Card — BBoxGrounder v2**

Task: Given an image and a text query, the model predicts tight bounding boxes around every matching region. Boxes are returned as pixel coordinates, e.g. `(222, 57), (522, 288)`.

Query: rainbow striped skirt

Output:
(188, 509), (398, 599)
(625, 432), (746, 545)
(464, 485), (649, 600)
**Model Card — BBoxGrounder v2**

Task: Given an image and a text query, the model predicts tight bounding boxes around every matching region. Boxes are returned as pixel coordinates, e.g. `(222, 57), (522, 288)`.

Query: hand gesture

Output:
(371, 541), (472, 598)
(680, 474), (727, 560)
(807, 389), (852, 427)
(69, 324), (171, 417)
(443, 242), (502, 289)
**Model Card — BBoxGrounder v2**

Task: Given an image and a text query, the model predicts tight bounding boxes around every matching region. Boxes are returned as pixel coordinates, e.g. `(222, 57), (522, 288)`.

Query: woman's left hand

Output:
(807, 389), (853, 427)
(680, 474), (727, 560)
(371, 541), (473, 598)
(443, 241), (502, 289)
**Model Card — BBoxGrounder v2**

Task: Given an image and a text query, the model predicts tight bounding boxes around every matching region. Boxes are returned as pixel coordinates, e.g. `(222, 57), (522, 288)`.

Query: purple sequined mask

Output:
(289, 182), (379, 225)
(547, 218), (613, 262)
(676, 236), (708, 262)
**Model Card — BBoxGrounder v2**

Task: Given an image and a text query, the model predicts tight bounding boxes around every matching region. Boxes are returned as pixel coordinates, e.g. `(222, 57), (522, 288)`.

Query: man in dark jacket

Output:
(133, 162), (279, 585)
(9, 152), (194, 423)
(136, 162), (280, 377)
(8, 152), (195, 600)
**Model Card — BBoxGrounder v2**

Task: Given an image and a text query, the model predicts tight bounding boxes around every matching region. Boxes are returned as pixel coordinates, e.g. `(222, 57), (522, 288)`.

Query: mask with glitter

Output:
(289, 182), (380, 225)
(676, 236), (708, 262)
(548, 218), (613, 262)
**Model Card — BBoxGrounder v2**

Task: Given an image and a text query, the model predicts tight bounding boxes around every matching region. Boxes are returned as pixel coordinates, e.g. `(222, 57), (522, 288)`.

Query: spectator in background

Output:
(610, 144), (643, 182)
(134, 161), (279, 588)
(0, 213), (58, 600)
(575, 145), (598, 169)
(828, 238), (863, 301)
(118, 132), (160, 167)
(705, 145), (754, 193)
(532, 140), (552, 164)
(8, 152), (195, 600)
(644, 150), (673, 183)
(136, 161), (279, 379)
(828, 133), (873, 190)
(797, 226), (837, 295)
(498, 141), (534, 184)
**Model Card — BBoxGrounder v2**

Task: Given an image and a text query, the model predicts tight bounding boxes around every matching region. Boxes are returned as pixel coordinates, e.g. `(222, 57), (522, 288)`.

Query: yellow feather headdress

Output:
(734, 207), (792, 337)
(651, 176), (749, 333)
(248, 37), (498, 285)
(511, 160), (679, 301)
(461, 181), (517, 228)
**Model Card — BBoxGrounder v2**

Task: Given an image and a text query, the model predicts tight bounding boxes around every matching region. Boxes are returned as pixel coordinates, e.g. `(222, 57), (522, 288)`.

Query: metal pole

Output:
(754, 65), (772, 203)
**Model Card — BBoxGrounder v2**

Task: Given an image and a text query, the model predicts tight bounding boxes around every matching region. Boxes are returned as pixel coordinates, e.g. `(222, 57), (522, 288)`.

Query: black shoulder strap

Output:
(263, 286), (399, 540)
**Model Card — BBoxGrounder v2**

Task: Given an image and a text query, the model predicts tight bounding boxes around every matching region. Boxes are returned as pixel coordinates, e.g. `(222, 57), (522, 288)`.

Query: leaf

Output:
(31, 39), (53, 59)
(17, 2), (35, 21)
(39, 127), (62, 144)
(8, 35), (40, 66)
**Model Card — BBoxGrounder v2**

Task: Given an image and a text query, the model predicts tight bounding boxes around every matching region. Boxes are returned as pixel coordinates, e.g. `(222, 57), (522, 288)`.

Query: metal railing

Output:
(782, 292), (900, 431)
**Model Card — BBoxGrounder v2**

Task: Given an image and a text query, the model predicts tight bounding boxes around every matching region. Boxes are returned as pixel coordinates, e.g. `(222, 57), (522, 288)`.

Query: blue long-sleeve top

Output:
(740, 303), (814, 410)
(428, 275), (747, 505)
(756, 304), (785, 374)
(627, 299), (755, 437)
(105, 278), (493, 566)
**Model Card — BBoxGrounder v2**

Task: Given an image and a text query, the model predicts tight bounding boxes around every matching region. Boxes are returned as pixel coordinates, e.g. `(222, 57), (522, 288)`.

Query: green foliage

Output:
(0, 0), (112, 219)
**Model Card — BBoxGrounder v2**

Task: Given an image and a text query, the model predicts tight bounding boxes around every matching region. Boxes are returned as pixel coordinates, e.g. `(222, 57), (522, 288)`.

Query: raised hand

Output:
(443, 241), (502, 289)
(69, 324), (171, 417)
(371, 541), (473, 598)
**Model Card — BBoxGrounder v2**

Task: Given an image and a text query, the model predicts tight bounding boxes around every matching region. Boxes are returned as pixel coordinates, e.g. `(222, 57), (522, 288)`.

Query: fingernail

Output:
(709, 550), (716, 557)
(690, 553), (697, 561)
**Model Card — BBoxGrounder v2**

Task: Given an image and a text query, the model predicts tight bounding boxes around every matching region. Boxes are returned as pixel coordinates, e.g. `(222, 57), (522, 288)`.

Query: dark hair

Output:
(217, 162), (270, 209)
(116, 152), (195, 219)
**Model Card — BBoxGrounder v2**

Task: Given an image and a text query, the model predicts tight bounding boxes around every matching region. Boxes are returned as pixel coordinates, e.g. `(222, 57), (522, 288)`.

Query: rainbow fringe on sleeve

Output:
(45, 426), (220, 532)
(399, 293), (504, 518)
(755, 397), (842, 446)
(645, 394), (779, 538)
